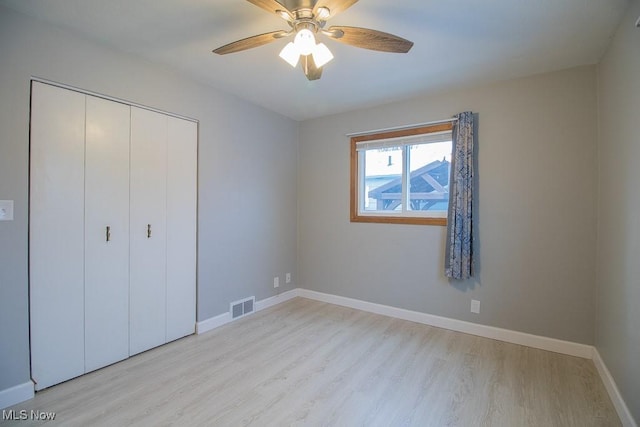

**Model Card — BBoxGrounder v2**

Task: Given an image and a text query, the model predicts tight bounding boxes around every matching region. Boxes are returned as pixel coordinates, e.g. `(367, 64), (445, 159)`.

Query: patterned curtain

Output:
(445, 112), (474, 280)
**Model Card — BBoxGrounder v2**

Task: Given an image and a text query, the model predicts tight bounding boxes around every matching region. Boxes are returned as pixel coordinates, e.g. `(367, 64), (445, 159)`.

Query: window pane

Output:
(407, 142), (451, 213)
(363, 148), (402, 212)
(351, 122), (453, 225)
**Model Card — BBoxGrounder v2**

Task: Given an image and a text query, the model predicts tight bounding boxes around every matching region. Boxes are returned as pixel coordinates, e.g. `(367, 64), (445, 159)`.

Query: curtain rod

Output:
(345, 117), (458, 138)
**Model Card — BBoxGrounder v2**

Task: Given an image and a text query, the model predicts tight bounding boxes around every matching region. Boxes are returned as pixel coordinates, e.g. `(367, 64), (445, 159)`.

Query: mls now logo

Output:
(2, 409), (56, 421)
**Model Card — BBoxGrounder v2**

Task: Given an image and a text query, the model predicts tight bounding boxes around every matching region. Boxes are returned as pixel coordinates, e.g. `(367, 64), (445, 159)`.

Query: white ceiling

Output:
(0, 0), (629, 120)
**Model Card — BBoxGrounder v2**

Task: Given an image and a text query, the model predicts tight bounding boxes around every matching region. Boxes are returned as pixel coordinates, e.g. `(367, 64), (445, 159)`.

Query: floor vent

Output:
(230, 296), (255, 320)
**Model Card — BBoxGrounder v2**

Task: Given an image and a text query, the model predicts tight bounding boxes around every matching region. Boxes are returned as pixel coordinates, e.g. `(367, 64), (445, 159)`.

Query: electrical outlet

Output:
(285, 273), (291, 284)
(273, 277), (280, 288)
(471, 300), (480, 314)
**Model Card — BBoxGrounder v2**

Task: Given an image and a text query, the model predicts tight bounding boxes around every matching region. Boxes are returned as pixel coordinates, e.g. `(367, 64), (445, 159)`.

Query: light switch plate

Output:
(0, 200), (14, 221)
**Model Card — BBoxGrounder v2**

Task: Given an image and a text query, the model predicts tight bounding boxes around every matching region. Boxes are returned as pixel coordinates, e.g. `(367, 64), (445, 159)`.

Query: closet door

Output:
(129, 107), (168, 355)
(30, 82), (86, 390)
(84, 96), (131, 372)
(166, 117), (197, 342)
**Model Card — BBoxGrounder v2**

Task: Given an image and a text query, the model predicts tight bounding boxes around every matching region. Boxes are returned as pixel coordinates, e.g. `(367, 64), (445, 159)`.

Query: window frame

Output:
(350, 122), (453, 226)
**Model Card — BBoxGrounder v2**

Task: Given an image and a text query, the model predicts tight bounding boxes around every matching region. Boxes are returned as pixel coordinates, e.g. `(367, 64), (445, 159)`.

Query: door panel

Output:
(84, 96), (131, 372)
(129, 107), (168, 355)
(166, 117), (197, 341)
(30, 82), (86, 390)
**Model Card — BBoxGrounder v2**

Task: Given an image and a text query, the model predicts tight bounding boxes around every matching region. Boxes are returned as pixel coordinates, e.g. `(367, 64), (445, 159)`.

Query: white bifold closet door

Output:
(84, 96), (131, 372)
(166, 117), (197, 342)
(30, 83), (86, 390)
(129, 108), (197, 353)
(30, 82), (197, 389)
(129, 107), (168, 356)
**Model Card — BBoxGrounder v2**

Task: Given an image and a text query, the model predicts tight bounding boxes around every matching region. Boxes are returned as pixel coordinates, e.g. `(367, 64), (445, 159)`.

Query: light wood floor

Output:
(2, 298), (619, 426)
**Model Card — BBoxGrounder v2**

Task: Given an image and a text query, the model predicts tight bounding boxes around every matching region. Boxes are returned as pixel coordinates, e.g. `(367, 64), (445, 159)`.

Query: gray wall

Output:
(596, 0), (640, 421)
(0, 6), (298, 392)
(298, 66), (598, 344)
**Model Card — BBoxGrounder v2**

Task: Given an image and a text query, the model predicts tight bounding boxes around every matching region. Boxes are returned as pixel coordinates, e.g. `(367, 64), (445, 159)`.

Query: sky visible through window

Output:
(364, 141), (451, 177)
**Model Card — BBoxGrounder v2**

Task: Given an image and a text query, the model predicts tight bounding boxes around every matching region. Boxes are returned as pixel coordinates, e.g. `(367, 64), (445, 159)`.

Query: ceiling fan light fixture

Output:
(276, 9), (293, 22)
(294, 28), (316, 56)
(279, 42), (300, 67)
(312, 42), (333, 68)
(316, 7), (331, 20)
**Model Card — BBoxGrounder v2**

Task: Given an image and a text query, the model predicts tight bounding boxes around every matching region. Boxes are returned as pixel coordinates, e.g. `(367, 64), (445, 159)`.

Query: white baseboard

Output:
(0, 381), (34, 410)
(255, 289), (298, 311)
(196, 289), (298, 335)
(196, 311), (232, 334)
(592, 348), (638, 427)
(297, 289), (593, 358)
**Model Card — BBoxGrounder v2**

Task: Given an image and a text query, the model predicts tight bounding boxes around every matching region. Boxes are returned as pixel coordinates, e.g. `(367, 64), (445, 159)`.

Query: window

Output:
(350, 123), (453, 225)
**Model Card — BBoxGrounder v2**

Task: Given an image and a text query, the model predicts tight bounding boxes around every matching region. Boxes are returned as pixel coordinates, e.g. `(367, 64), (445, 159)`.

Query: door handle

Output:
(147, 224), (151, 239)
(106, 226), (111, 242)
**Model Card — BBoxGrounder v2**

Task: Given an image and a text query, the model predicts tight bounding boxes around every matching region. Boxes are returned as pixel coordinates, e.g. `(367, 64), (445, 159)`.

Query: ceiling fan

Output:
(213, 0), (414, 81)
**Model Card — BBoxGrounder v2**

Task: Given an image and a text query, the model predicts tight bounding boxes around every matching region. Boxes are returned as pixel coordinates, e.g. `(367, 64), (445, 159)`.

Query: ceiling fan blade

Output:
(302, 55), (323, 81)
(326, 26), (413, 53)
(314, 0), (358, 18)
(213, 31), (289, 55)
(246, 0), (292, 16)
